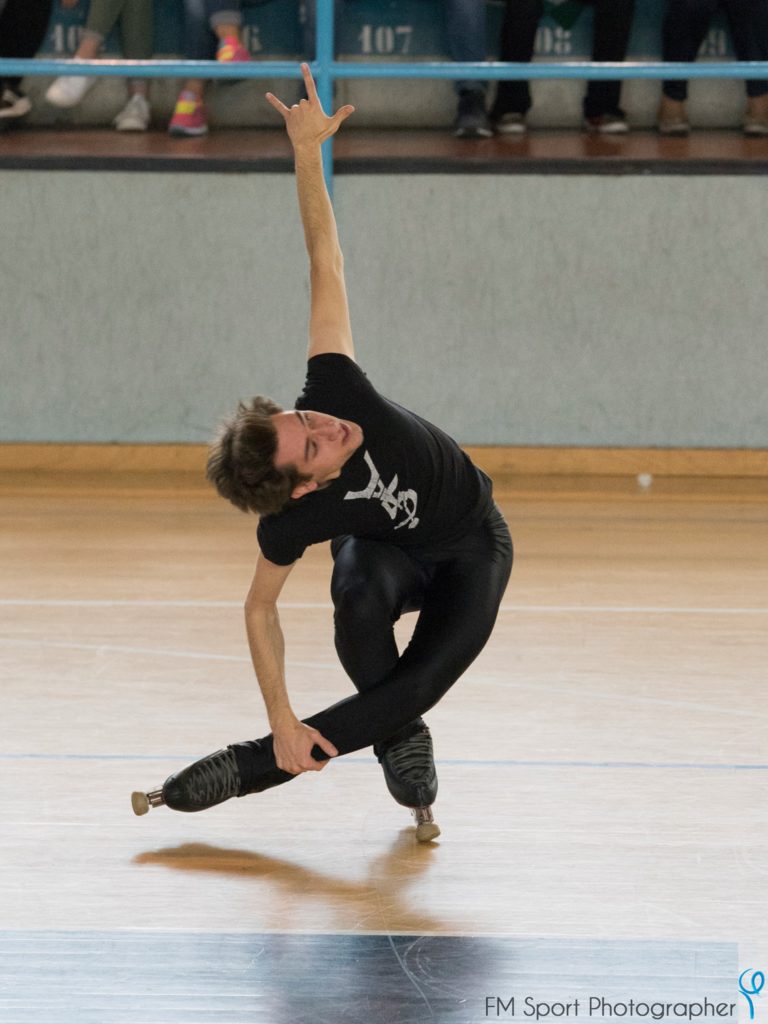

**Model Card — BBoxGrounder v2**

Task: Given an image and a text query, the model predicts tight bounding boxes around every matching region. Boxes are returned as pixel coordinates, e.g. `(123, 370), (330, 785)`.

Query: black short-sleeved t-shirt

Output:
(257, 354), (494, 565)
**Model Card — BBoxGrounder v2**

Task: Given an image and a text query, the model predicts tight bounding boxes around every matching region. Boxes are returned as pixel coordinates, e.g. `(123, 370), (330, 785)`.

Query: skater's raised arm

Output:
(245, 552), (338, 775)
(266, 64), (356, 362)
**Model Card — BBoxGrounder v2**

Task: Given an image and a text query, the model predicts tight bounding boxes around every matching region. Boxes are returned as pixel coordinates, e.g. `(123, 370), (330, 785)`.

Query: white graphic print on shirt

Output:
(343, 450), (420, 530)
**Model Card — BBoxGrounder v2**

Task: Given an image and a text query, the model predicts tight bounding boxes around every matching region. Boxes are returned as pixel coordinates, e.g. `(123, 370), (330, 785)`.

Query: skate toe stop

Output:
(415, 821), (441, 843)
(411, 806), (440, 842)
(131, 791), (150, 816)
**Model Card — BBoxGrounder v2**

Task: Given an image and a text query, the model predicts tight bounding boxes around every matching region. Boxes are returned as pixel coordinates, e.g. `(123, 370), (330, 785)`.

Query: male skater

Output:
(132, 64), (513, 841)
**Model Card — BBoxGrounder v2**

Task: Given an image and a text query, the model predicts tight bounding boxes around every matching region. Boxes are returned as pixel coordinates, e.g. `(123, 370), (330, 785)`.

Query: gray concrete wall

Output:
(1, 170), (766, 446)
(20, 74), (753, 134)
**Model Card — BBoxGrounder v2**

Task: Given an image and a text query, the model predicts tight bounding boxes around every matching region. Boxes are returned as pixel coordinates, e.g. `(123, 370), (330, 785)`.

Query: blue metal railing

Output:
(2, 0), (767, 191)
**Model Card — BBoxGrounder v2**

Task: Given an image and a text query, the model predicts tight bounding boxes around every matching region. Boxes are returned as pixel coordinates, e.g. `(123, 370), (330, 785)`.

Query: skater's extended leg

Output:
(132, 736), (293, 814)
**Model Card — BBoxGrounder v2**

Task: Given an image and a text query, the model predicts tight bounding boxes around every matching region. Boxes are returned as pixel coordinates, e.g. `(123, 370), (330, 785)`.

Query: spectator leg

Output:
(116, 0), (154, 96)
(84, 0), (127, 39)
(583, 0), (635, 119)
(445, 0), (489, 95)
(723, 0), (768, 97)
(179, 0), (221, 100)
(207, 0), (243, 39)
(490, 0), (543, 118)
(661, 0), (718, 101)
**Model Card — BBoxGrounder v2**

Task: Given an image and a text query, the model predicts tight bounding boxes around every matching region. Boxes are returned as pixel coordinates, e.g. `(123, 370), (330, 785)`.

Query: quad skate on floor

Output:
(377, 723), (441, 843)
(133, 779), (441, 841)
(410, 805), (441, 842)
(132, 730), (441, 841)
(132, 746), (242, 815)
(132, 780), (441, 841)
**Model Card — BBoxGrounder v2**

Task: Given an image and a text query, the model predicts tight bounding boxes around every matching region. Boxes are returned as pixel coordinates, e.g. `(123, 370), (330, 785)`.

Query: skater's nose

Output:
(312, 417), (340, 440)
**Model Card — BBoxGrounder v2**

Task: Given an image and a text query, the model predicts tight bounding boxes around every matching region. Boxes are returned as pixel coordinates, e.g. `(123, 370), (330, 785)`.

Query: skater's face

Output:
(271, 409), (363, 497)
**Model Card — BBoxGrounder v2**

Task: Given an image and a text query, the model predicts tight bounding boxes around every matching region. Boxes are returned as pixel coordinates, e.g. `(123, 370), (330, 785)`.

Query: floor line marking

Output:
(0, 637), (333, 669)
(1, 752), (766, 770)
(0, 599), (766, 615)
(0, 927), (742, 945)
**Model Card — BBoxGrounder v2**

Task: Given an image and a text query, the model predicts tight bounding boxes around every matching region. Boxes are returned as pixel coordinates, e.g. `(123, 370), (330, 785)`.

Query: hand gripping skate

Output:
(376, 724), (441, 842)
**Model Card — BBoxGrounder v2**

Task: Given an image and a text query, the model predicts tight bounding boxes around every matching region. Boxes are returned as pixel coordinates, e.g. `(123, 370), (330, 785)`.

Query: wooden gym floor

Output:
(1, 468), (766, 1023)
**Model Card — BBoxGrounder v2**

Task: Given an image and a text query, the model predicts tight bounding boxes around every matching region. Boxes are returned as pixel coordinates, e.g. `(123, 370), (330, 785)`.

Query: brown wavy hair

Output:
(206, 396), (311, 516)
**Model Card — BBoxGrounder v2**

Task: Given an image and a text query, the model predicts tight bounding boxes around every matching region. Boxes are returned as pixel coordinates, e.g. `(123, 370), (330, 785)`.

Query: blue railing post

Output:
(315, 0), (336, 198)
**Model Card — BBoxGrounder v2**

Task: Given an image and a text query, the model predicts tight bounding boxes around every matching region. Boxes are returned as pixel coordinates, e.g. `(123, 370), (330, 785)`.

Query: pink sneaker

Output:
(216, 36), (250, 63)
(168, 91), (208, 137)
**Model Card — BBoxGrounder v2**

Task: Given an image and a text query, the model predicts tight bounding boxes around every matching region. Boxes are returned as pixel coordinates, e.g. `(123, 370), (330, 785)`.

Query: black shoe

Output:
(376, 724), (438, 808)
(453, 91), (492, 139)
(162, 747), (242, 812)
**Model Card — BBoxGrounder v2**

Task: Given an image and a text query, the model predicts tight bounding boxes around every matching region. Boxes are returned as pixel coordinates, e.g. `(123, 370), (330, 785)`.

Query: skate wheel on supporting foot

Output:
(412, 806), (441, 842)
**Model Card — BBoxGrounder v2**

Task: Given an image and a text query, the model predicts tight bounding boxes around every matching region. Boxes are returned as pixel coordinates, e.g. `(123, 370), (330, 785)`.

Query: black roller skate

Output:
(132, 747), (242, 815)
(375, 723), (440, 842)
(131, 738), (293, 815)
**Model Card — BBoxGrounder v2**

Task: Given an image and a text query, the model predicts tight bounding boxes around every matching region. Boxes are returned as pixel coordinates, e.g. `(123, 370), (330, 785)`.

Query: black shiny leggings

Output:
(232, 506), (513, 795)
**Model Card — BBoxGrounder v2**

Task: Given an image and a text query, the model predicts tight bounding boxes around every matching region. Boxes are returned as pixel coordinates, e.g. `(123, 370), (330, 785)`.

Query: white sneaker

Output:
(493, 111), (527, 135)
(0, 88), (32, 119)
(45, 62), (95, 109)
(114, 94), (150, 132)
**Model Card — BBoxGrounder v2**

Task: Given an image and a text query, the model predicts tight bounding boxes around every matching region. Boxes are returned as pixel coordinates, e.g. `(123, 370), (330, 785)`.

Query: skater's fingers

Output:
(310, 731), (339, 761)
(277, 756), (311, 775)
(300, 62), (319, 104)
(265, 92), (290, 118)
(332, 105), (355, 130)
(273, 721), (336, 774)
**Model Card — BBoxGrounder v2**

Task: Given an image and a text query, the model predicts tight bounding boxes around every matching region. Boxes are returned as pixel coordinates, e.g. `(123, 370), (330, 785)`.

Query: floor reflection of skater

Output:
(134, 829), (443, 932)
(132, 64), (512, 842)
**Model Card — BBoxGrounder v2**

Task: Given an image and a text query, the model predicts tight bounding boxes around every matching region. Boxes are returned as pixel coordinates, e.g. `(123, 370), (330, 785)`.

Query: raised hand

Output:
(266, 62), (355, 150)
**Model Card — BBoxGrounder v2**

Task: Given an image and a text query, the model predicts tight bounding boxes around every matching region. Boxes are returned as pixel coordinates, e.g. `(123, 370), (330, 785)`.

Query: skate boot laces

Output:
(383, 728), (434, 783)
(181, 747), (240, 808)
(378, 725), (438, 813)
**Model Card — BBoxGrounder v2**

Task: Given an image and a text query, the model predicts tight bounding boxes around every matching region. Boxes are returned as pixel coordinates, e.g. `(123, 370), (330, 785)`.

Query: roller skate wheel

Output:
(412, 807), (441, 842)
(131, 791), (150, 816)
(415, 820), (441, 842)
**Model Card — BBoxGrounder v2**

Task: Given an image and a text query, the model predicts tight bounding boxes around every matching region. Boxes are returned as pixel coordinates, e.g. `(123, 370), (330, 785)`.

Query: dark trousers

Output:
(233, 506), (513, 794)
(492, 0), (636, 119)
(0, 0), (53, 93)
(662, 0), (768, 99)
(182, 0), (242, 60)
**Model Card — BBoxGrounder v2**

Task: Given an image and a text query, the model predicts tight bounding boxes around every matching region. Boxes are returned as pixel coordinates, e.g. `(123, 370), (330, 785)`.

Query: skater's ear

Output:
(291, 478), (319, 500)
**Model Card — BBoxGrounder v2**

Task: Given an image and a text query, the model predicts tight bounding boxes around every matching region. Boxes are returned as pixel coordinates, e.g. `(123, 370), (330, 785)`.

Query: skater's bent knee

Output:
(332, 575), (398, 626)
